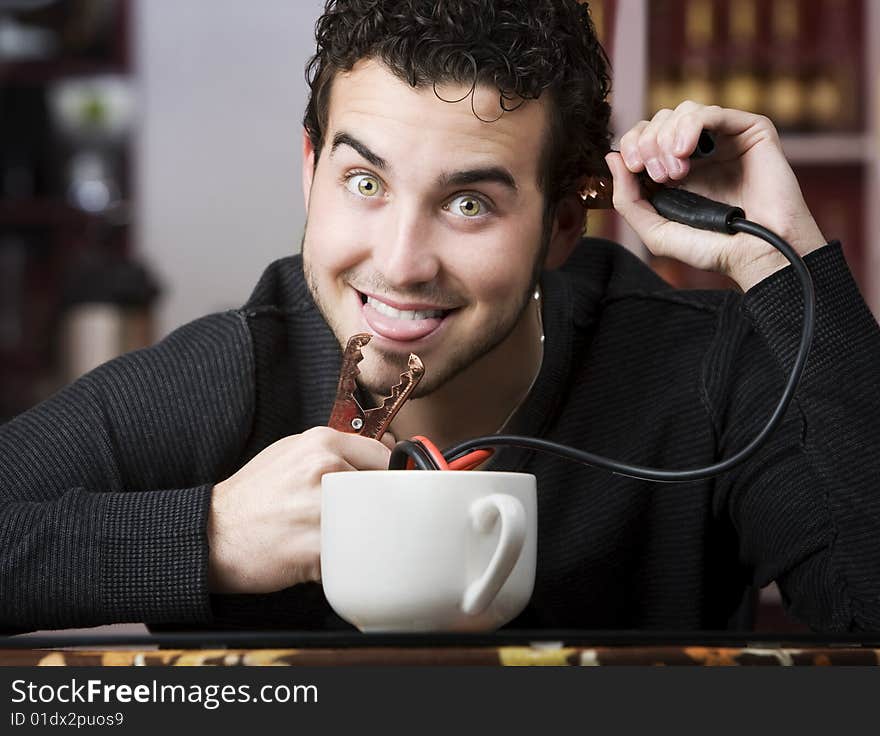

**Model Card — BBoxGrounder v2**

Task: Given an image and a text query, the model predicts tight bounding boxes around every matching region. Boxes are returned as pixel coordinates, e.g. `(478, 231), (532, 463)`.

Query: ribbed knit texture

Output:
(2, 238), (878, 633)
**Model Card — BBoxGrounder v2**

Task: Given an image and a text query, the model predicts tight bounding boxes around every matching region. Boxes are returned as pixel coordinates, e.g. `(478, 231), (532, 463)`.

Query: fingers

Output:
(262, 427), (391, 484)
(670, 107), (704, 158)
(618, 119), (648, 172)
(605, 152), (641, 205)
(619, 101), (774, 185)
(323, 427), (393, 470)
(621, 108), (677, 183)
(605, 152), (667, 241)
(688, 103), (776, 140)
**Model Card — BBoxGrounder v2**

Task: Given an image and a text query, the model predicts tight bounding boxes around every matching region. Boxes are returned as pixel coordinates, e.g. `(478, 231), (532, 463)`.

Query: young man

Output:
(2, 0), (879, 633)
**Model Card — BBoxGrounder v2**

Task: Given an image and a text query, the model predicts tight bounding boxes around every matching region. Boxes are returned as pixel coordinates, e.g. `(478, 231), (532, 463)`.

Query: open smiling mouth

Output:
(357, 291), (458, 343)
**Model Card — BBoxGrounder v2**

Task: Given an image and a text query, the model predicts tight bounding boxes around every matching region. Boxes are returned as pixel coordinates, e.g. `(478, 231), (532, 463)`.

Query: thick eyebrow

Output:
(438, 167), (518, 193)
(330, 130), (517, 193)
(330, 132), (388, 170)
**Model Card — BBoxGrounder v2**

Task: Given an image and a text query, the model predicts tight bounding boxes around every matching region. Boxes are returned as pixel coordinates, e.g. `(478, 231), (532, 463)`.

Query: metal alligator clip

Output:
(327, 333), (425, 440)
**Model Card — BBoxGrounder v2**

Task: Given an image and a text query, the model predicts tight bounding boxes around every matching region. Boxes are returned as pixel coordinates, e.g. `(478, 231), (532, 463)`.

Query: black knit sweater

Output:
(2, 238), (879, 633)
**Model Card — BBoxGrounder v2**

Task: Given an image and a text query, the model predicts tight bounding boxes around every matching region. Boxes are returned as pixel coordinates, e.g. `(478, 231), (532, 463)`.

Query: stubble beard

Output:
(301, 234), (545, 400)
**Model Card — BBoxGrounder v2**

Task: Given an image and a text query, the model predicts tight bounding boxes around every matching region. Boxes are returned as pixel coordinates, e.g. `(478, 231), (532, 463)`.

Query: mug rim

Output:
(322, 470), (536, 482)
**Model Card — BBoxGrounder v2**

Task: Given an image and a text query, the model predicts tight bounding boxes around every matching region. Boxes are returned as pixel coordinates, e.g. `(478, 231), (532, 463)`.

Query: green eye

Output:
(358, 176), (379, 196)
(449, 195), (483, 217)
(347, 173), (382, 197)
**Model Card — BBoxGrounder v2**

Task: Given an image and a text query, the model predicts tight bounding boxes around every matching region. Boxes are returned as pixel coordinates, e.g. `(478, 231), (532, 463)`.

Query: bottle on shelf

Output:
(806, 0), (861, 132)
(720, 0), (764, 116)
(647, 0), (684, 113)
(679, 0), (717, 106)
(763, 0), (807, 132)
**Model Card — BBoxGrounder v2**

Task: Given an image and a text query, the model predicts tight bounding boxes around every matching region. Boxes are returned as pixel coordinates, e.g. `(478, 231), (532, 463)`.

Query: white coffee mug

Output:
(321, 470), (537, 632)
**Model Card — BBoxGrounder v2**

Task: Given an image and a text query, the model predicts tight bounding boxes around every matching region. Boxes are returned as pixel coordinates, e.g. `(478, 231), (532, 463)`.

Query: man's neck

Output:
(383, 294), (544, 451)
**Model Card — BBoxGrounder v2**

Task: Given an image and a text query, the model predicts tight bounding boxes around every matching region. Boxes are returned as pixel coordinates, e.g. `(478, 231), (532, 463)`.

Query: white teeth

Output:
(366, 296), (444, 321)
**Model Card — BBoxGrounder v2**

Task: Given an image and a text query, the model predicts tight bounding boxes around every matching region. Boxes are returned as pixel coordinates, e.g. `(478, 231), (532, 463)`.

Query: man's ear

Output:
(544, 194), (586, 270)
(301, 127), (316, 211)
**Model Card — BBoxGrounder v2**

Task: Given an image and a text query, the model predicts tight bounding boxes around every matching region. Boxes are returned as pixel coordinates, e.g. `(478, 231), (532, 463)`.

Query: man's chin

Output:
(359, 372), (435, 401)
(358, 353), (469, 401)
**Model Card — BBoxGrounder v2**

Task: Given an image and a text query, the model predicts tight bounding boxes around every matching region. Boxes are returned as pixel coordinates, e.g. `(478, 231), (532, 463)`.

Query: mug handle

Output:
(460, 494), (527, 616)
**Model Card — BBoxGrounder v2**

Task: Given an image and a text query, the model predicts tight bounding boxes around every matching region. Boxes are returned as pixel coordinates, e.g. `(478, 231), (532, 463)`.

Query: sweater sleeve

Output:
(0, 311), (256, 632)
(711, 242), (880, 631)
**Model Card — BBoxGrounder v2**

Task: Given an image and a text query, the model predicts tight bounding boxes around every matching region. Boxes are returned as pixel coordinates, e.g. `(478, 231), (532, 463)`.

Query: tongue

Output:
(363, 301), (445, 342)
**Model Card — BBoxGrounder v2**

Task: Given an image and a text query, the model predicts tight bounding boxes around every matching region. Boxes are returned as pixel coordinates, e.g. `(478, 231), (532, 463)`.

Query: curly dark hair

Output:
(303, 0), (612, 215)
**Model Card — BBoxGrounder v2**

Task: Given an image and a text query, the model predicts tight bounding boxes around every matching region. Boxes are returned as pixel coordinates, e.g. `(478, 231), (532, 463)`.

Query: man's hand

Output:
(605, 101), (826, 291)
(207, 426), (395, 594)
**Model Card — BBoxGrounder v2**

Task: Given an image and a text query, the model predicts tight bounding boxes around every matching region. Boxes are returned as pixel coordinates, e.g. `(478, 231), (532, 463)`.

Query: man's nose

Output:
(372, 203), (441, 287)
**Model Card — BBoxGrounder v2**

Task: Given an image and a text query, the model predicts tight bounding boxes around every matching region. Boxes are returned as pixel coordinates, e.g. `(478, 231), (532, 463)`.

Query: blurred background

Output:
(1, 0), (877, 635)
(0, 0), (322, 423)
(590, 0), (879, 299)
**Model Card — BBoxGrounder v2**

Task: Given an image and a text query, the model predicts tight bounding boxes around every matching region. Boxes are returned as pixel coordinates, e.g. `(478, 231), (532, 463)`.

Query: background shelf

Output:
(591, 0), (880, 318)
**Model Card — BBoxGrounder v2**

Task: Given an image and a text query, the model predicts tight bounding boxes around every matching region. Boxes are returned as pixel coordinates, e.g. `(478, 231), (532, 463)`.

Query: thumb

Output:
(606, 152), (667, 238)
(380, 431), (398, 451)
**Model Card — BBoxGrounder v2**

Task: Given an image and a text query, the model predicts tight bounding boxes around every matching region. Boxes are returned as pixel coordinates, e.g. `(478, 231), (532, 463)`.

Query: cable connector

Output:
(649, 187), (744, 234)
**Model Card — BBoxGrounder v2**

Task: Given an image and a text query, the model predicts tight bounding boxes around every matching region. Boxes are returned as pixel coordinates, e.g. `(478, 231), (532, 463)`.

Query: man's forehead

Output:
(324, 59), (547, 179)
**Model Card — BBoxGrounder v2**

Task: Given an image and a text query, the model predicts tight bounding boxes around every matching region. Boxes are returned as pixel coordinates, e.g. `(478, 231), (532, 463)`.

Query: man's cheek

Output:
(304, 234), (353, 282)
(481, 267), (528, 301)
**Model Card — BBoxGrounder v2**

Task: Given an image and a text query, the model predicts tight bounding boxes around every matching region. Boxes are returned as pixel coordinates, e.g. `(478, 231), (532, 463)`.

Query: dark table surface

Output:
(3, 630), (879, 666)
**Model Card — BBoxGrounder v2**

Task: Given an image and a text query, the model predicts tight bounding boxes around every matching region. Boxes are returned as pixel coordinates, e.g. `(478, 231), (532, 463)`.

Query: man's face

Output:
(301, 59), (552, 397)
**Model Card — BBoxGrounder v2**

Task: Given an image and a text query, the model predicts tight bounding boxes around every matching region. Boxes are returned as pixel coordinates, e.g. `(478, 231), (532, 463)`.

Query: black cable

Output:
(389, 439), (441, 471)
(388, 150), (817, 483)
(437, 216), (815, 482)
